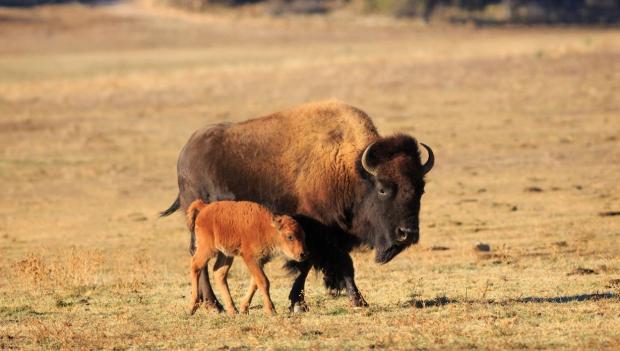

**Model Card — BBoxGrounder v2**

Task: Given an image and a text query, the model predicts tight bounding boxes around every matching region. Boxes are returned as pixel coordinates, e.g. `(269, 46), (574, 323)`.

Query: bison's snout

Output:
(395, 226), (419, 243)
(298, 251), (309, 261)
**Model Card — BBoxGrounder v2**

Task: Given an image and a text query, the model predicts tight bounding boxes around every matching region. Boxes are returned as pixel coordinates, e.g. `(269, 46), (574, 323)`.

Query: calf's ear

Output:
(271, 216), (284, 231)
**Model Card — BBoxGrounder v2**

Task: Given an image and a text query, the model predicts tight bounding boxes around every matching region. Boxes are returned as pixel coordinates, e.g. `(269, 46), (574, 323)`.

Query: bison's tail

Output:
(160, 195), (181, 217)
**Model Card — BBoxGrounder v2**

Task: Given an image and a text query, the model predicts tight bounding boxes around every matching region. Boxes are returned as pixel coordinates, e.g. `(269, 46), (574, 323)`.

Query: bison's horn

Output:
(361, 142), (378, 177)
(421, 143), (434, 175)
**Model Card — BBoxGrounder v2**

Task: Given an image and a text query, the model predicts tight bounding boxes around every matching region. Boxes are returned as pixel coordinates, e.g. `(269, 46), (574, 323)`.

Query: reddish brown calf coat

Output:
(186, 200), (307, 315)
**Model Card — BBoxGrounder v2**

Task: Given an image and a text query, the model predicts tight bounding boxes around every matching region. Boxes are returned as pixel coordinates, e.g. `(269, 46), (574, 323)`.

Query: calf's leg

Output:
(242, 255), (275, 314)
(239, 278), (257, 314)
(213, 253), (237, 315)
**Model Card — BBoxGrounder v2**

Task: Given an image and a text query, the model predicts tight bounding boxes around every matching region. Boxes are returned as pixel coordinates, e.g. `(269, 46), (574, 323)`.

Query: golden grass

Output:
(0, 1), (619, 349)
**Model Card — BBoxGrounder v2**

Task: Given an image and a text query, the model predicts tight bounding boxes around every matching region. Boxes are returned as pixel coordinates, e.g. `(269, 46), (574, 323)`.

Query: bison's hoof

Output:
(204, 301), (224, 313)
(290, 301), (309, 313)
(351, 296), (369, 308)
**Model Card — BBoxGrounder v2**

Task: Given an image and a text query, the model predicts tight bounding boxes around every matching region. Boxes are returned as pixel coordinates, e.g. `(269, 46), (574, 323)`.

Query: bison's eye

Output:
(287, 235), (294, 241)
(377, 186), (391, 198)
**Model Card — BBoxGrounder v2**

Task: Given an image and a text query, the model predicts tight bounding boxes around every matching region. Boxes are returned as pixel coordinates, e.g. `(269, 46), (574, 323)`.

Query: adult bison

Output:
(161, 100), (434, 311)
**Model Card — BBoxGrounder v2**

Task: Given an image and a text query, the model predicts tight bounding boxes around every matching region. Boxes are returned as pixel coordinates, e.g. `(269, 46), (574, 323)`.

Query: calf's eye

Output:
(287, 235), (294, 241)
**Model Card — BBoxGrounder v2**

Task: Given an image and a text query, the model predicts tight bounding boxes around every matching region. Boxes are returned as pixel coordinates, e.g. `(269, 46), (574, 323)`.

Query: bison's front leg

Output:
(336, 252), (368, 308)
(344, 275), (368, 307)
(288, 260), (311, 313)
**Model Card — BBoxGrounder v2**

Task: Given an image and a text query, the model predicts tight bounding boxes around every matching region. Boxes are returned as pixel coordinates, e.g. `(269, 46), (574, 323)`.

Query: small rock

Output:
(567, 267), (598, 276)
(525, 186), (543, 193)
(475, 243), (491, 252)
(128, 212), (148, 222)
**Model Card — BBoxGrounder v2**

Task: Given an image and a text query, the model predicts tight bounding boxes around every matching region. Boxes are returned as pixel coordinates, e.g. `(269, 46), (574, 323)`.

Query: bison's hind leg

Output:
(189, 246), (217, 315)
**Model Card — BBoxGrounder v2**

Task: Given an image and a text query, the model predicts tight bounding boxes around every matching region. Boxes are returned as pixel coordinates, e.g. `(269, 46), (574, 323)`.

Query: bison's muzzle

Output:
(375, 244), (406, 264)
(375, 226), (420, 264)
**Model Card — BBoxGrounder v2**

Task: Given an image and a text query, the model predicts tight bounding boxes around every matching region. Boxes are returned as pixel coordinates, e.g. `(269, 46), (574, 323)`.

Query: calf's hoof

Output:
(225, 308), (239, 316)
(289, 301), (309, 313)
(188, 302), (201, 316)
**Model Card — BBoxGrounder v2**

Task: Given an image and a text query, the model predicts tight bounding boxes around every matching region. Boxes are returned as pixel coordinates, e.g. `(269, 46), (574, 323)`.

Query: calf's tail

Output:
(186, 199), (207, 256)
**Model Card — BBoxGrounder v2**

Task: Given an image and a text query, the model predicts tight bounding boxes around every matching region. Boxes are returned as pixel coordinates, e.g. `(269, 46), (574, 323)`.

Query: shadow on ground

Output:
(406, 292), (619, 309)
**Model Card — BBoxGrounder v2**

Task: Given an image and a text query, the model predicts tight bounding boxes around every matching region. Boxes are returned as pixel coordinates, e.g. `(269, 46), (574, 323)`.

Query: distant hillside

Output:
(0, 0), (115, 7)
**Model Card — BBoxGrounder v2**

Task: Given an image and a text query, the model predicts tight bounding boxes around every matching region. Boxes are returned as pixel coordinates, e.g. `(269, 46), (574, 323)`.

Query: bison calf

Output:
(186, 200), (307, 315)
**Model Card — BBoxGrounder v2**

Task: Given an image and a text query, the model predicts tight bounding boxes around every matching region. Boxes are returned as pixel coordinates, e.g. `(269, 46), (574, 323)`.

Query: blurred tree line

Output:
(388, 0), (620, 23)
(162, 0), (620, 23)
(0, 0), (113, 6)
(1, 0), (619, 23)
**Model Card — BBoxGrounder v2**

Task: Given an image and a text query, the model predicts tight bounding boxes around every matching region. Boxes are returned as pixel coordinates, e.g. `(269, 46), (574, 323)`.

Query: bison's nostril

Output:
(396, 227), (416, 241)
(300, 252), (308, 260)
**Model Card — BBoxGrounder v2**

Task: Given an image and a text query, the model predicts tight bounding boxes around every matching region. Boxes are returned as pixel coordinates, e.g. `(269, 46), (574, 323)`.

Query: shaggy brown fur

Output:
(186, 200), (307, 315)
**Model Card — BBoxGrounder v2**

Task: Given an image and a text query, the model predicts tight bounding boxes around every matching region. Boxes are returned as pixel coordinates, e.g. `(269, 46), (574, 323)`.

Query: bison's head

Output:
(353, 134), (434, 264)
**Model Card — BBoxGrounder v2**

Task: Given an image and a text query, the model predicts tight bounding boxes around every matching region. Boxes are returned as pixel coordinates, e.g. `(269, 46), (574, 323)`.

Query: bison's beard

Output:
(375, 244), (406, 264)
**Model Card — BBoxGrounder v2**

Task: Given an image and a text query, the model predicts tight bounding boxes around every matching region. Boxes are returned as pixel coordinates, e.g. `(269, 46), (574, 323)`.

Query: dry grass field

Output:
(1, 1), (619, 349)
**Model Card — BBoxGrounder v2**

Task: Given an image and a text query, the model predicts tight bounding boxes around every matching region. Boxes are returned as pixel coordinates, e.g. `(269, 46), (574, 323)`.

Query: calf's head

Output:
(272, 215), (308, 262)
(354, 134), (434, 264)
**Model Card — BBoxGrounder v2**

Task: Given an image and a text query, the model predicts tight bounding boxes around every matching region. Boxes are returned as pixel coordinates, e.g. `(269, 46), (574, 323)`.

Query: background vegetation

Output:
(2, 0), (620, 22)
(158, 0), (620, 22)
